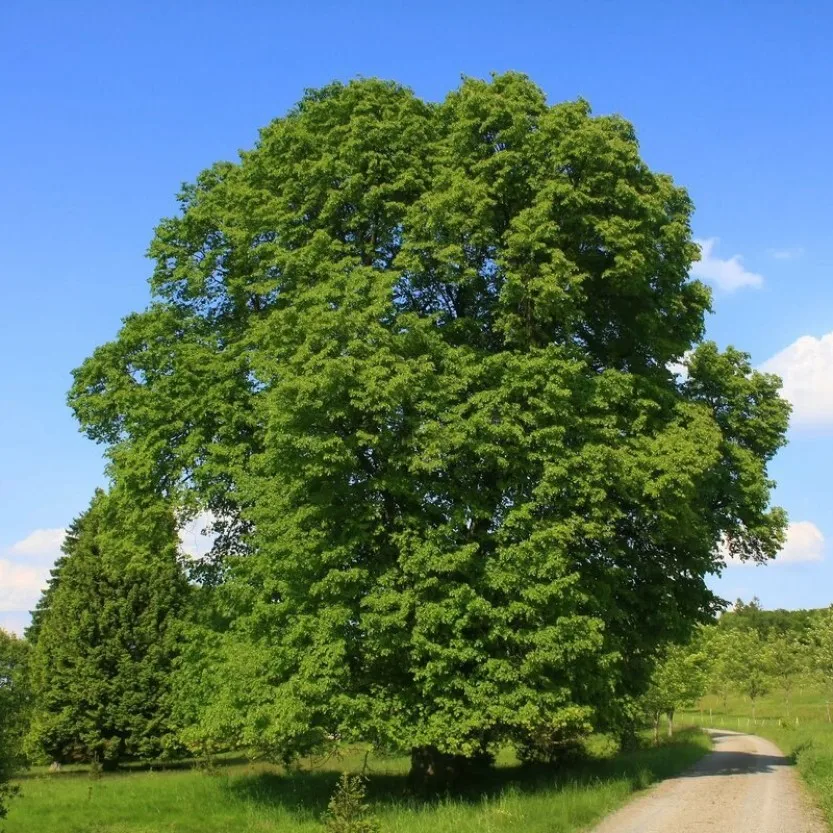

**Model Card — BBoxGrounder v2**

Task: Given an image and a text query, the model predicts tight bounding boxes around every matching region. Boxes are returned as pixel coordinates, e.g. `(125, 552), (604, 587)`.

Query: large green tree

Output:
(0, 630), (30, 823)
(26, 489), (189, 767)
(69, 74), (790, 772)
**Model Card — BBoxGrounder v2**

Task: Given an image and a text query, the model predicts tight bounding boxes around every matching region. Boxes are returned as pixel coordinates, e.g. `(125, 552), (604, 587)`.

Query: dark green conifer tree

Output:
(26, 489), (188, 767)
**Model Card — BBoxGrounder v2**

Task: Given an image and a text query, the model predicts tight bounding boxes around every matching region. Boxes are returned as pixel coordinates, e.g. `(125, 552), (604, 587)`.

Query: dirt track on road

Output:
(589, 729), (826, 833)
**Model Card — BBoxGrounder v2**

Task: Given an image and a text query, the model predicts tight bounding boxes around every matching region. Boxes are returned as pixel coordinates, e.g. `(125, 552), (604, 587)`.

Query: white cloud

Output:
(10, 527), (65, 558)
(668, 349), (693, 380)
(768, 247), (804, 261)
(0, 527), (65, 620)
(761, 332), (833, 426)
(0, 559), (51, 611)
(0, 510), (220, 627)
(691, 238), (764, 292)
(778, 521), (824, 563)
(722, 521), (824, 567)
(178, 511), (217, 560)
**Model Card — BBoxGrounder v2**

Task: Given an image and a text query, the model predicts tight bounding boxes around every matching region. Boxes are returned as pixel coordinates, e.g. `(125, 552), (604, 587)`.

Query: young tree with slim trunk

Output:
(68, 74), (790, 779)
(725, 628), (771, 720)
(26, 489), (189, 768)
(643, 642), (707, 742)
(703, 627), (734, 711)
(765, 634), (807, 716)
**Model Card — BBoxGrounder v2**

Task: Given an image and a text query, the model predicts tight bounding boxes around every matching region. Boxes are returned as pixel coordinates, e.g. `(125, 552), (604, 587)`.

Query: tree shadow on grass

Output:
(226, 732), (710, 819)
(19, 753), (254, 781)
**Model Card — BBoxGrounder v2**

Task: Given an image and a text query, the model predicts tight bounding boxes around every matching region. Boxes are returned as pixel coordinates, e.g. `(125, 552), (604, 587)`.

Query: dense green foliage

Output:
(25, 490), (189, 767)
(0, 629), (30, 822)
(66, 73), (790, 766)
(4, 732), (710, 833)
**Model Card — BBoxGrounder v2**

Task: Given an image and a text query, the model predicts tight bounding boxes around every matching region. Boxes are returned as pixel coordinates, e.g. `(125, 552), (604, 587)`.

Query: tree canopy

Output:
(68, 73), (790, 766)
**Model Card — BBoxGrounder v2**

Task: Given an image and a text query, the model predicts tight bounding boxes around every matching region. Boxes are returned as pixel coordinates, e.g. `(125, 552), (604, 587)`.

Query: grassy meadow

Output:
(5, 731), (710, 833)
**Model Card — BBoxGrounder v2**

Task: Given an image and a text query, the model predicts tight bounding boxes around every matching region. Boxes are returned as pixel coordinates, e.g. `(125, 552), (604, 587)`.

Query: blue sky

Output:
(2, 0), (832, 632)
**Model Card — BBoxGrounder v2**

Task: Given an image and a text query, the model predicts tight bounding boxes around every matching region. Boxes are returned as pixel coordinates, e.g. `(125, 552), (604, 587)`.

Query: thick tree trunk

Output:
(619, 722), (640, 752)
(409, 746), (492, 788)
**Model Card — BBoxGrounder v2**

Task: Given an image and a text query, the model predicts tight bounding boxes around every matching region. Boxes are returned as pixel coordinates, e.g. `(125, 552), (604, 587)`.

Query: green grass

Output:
(678, 686), (833, 830)
(5, 731), (710, 833)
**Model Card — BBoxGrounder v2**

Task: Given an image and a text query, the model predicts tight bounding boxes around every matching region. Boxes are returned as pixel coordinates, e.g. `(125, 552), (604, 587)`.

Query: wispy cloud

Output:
(767, 247), (804, 261)
(691, 238), (763, 292)
(761, 332), (833, 426)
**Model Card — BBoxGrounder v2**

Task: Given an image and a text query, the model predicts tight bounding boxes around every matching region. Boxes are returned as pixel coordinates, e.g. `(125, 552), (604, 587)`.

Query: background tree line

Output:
(640, 599), (833, 739)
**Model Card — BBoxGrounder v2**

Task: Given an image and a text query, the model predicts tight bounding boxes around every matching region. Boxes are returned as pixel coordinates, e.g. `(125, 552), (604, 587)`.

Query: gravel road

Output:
(588, 729), (826, 833)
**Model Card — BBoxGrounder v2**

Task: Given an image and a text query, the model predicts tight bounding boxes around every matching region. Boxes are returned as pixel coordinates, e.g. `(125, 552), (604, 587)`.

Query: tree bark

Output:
(409, 746), (492, 788)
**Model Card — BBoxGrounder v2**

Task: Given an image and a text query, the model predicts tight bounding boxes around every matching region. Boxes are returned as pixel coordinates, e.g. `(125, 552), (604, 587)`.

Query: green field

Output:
(5, 732), (710, 833)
